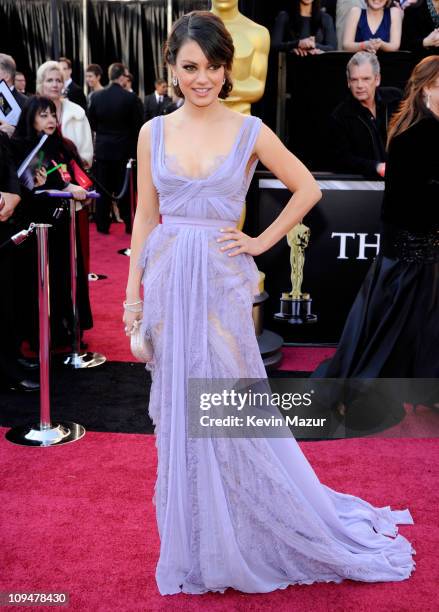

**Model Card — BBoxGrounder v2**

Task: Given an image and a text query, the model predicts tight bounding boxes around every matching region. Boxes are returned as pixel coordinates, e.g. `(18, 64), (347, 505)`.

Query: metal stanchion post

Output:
(118, 159), (135, 258)
(6, 224), (85, 446)
(63, 199), (106, 368)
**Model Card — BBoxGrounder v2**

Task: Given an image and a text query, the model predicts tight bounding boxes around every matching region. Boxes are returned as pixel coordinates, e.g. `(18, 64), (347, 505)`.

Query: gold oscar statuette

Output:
(275, 222), (317, 325)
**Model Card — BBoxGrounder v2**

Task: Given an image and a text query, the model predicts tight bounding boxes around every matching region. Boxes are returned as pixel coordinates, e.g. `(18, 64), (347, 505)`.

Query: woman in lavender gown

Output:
(123, 10), (415, 596)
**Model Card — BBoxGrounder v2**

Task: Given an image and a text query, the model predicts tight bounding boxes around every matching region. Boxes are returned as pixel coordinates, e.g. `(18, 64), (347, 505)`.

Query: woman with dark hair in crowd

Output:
(314, 56), (439, 384)
(272, 0), (337, 55)
(343, 0), (402, 52)
(10, 96), (93, 350)
(124, 9), (414, 597)
(401, 0), (439, 55)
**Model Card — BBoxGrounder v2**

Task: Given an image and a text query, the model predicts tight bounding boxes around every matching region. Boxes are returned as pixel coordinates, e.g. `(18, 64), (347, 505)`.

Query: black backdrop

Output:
(0, 0), (282, 97)
(0, 1), (420, 141)
(0, 0), (211, 98)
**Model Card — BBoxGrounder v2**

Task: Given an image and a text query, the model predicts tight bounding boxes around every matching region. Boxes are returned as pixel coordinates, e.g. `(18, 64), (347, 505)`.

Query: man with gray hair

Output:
(327, 51), (402, 177)
(0, 53), (28, 136)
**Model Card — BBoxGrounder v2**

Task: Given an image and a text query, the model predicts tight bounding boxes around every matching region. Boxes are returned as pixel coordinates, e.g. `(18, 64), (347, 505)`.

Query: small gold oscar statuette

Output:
(275, 222), (317, 324)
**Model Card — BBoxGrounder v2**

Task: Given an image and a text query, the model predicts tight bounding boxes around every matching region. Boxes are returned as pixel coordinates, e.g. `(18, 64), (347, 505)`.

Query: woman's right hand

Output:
(298, 36), (315, 50)
(34, 167), (47, 188)
(423, 29), (439, 48)
(67, 184), (88, 200)
(123, 308), (142, 336)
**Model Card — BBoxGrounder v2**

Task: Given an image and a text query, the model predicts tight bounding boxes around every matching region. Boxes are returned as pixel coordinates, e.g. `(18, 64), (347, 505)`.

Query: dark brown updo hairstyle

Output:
(163, 10), (234, 99)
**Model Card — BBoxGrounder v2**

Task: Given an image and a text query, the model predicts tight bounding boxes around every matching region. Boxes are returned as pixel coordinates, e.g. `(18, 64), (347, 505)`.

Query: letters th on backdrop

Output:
(247, 174), (383, 344)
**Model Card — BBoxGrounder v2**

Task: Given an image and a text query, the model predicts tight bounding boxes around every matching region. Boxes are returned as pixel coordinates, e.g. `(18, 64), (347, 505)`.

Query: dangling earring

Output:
(426, 93), (431, 109)
(172, 76), (178, 87)
(222, 78), (226, 85)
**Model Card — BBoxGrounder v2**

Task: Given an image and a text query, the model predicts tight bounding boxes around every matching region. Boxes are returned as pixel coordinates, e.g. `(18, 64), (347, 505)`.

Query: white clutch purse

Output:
(129, 319), (154, 363)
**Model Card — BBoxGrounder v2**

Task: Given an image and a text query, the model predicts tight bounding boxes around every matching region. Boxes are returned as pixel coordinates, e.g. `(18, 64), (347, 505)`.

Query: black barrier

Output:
(246, 171), (383, 345)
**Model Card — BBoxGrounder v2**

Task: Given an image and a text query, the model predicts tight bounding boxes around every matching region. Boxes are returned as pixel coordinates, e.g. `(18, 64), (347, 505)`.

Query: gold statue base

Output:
(275, 292), (318, 325)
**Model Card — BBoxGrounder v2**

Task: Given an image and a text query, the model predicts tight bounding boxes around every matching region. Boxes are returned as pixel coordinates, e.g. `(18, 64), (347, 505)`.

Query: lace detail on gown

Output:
(138, 113), (416, 596)
(164, 153), (228, 181)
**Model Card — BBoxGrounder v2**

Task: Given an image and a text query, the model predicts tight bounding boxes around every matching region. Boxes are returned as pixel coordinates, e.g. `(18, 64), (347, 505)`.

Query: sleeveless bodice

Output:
(139, 112), (264, 347)
(150, 113), (262, 222)
(355, 8), (391, 42)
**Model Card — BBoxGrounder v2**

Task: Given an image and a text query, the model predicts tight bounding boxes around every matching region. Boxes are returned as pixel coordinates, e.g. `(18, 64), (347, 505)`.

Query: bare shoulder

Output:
(139, 119), (153, 136)
(253, 121), (278, 151)
(138, 119), (153, 147)
(348, 6), (362, 17)
(249, 122), (281, 164)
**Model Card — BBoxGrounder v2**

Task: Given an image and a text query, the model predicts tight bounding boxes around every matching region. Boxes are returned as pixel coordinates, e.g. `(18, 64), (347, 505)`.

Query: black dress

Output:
(271, 10), (337, 52)
(401, 0), (439, 57)
(11, 134), (93, 349)
(313, 116), (439, 416)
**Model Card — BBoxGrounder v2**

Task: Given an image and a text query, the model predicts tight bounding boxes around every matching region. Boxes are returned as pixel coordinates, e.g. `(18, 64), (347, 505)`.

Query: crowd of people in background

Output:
(0, 50), (186, 393)
(273, 0), (439, 54)
(0, 0), (438, 391)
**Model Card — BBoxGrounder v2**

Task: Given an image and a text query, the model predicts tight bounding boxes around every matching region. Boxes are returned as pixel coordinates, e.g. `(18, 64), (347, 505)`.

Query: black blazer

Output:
(271, 10), (337, 52)
(64, 80), (87, 110)
(328, 87), (402, 177)
(0, 132), (20, 195)
(88, 82), (144, 161)
(401, 1), (439, 55)
(144, 93), (172, 122)
(11, 87), (28, 110)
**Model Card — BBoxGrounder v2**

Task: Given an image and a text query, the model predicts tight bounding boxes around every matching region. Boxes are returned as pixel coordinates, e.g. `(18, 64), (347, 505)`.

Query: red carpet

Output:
(1, 430), (438, 610)
(3, 224), (437, 610)
(85, 223), (335, 370)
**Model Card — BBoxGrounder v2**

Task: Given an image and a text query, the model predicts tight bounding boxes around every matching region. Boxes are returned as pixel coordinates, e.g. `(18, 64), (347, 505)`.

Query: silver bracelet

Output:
(124, 306), (143, 313)
(123, 300), (143, 313)
(124, 299), (143, 306)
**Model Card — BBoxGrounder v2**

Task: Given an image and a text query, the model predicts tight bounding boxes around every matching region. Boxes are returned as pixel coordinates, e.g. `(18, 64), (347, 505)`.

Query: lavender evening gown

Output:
(139, 114), (416, 595)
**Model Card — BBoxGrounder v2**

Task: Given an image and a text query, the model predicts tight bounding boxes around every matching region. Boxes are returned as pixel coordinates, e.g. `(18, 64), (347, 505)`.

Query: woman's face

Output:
(33, 107), (57, 135)
(41, 69), (64, 100)
(366, 0), (388, 9)
(172, 40), (226, 107)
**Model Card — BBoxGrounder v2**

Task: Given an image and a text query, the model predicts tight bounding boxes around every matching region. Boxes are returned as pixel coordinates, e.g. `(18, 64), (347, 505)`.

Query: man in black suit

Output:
(88, 63), (143, 234)
(144, 78), (171, 122)
(58, 56), (87, 110)
(14, 71), (27, 95)
(0, 53), (28, 137)
(328, 52), (401, 178)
